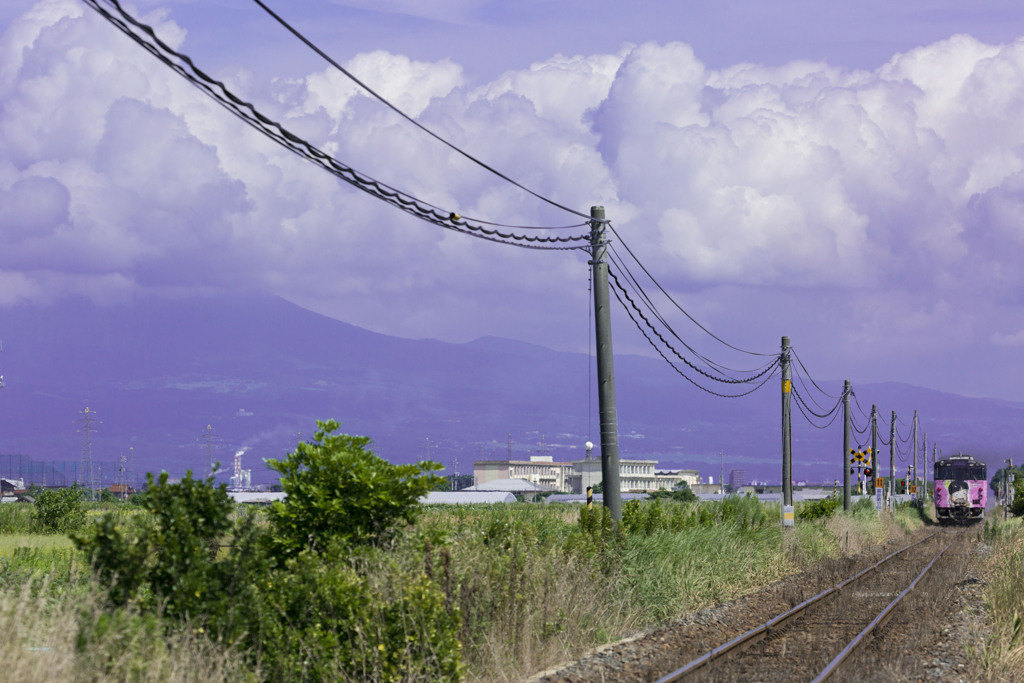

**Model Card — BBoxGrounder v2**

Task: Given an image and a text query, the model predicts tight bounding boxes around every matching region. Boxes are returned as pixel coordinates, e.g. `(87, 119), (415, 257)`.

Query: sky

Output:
(4, 0), (1024, 404)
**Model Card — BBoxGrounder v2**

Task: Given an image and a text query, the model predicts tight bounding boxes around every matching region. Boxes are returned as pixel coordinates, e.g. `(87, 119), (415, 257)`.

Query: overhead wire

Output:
(608, 269), (779, 386)
(249, 0), (594, 222)
(791, 386), (844, 429)
(608, 274), (781, 398)
(790, 361), (833, 414)
(791, 349), (841, 399)
(607, 224), (774, 358)
(82, 0), (592, 250)
(608, 250), (778, 380)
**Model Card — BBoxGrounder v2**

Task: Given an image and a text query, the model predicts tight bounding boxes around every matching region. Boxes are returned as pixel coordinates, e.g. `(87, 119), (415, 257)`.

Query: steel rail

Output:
(811, 542), (952, 682)
(653, 532), (938, 682)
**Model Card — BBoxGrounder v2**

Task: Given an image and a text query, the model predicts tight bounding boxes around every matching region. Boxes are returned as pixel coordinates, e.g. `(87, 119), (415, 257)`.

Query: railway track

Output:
(653, 530), (960, 682)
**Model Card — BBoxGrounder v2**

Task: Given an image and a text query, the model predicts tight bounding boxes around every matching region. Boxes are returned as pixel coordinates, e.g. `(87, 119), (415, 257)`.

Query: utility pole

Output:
(842, 380), (851, 511)
(590, 205), (621, 522)
(781, 336), (792, 508)
(871, 405), (879, 502)
(889, 411), (896, 509)
(922, 432), (928, 502)
(1006, 458), (1014, 520)
(912, 411), (919, 506)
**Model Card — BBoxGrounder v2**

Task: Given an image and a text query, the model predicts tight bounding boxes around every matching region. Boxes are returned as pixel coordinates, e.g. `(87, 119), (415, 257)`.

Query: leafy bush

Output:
(0, 502), (33, 534)
(251, 547), (463, 682)
(75, 423), (463, 681)
(265, 419), (443, 559)
(1012, 478), (1024, 517)
(74, 471), (239, 618)
(32, 485), (87, 534)
(797, 496), (840, 521)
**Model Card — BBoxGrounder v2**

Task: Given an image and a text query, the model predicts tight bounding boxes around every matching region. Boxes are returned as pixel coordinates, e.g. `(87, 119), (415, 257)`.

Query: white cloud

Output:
(991, 329), (1024, 347)
(6, 2), (1024, 397)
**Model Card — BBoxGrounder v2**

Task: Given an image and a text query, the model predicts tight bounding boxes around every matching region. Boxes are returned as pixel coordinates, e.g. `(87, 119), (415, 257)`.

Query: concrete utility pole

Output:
(1006, 458), (1014, 520)
(871, 405), (879, 501)
(589, 206), (621, 522)
(889, 411), (896, 508)
(842, 380), (851, 511)
(923, 432), (928, 501)
(781, 336), (793, 508)
(912, 411), (919, 505)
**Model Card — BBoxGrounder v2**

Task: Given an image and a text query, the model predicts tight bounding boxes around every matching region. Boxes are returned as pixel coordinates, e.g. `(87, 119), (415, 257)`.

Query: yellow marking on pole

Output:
(783, 380), (791, 393)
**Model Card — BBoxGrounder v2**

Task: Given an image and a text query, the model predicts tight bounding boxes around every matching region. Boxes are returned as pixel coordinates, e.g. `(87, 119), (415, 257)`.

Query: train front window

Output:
(936, 464), (986, 480)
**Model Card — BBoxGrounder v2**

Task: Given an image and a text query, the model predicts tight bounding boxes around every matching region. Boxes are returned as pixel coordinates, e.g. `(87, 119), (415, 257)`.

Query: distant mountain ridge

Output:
(1, 291), (1021, 486)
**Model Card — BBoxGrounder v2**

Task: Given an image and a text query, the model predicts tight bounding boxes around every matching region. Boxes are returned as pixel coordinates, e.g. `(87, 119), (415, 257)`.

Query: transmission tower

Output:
(196, 424), (222, 476)
(75, 407), (100, 498)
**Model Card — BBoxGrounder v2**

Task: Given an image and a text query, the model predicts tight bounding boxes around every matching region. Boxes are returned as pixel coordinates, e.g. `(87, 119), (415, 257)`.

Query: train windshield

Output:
(935, 463), (986, 480)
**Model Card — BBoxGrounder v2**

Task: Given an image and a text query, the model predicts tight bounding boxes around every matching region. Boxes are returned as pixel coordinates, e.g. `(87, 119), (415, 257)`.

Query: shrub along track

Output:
(530, 526), (986, 683)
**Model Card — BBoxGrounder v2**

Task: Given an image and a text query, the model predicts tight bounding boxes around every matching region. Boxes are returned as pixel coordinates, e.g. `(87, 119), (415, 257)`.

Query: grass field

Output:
(5, 496), (1010, 682)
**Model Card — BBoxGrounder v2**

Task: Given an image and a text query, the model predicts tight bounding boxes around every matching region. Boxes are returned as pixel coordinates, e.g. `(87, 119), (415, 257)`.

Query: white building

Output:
(474, 457), (700, 494)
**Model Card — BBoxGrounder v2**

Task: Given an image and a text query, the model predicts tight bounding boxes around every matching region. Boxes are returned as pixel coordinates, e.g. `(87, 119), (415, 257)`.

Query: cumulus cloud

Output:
(4, 1), (1024, 396)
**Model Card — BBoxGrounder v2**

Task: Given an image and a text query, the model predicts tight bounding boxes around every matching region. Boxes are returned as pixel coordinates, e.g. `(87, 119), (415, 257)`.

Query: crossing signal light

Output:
(864, 468), (872, 478)
(898, 479), (907, 494)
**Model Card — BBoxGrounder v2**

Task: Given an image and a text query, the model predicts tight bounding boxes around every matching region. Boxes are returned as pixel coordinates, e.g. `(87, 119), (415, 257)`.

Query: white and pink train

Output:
(934, 454), (987, 525)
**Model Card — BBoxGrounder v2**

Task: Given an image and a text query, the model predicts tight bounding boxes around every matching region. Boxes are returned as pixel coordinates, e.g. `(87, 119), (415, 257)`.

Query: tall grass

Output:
(0, 578), (254, 682)
(0, 496), (930, 682)
(982, 518), (1024, 679)
(413, 496), (926, 682)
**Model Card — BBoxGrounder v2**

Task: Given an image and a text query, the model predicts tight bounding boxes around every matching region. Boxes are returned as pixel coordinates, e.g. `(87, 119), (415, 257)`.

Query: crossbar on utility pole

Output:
(781, 336), (792, 508)
(590, 206), (621, 522)
(842, 380), (851, 511)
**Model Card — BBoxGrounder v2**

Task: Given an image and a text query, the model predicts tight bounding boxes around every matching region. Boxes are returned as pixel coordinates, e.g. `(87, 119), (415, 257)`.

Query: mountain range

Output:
(1, 292), (1021, 487)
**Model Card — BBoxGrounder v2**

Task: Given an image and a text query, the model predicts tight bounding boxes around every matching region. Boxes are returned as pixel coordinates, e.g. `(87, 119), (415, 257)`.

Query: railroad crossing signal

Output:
(849, 447), (873, 494)
(898, 479), (907, 494)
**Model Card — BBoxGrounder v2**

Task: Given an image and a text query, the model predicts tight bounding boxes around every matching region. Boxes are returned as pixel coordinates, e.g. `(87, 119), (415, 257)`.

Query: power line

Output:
(607, 223), (773, 357)
(608, 274), (780, 398)
(82, 0), (591, 250)
(791, 349), (840, 399)
(249, 0), (595, 222)
(608, 269), (778, 386)
(792, 386), (844, 429)
(608, 249), (777, 379)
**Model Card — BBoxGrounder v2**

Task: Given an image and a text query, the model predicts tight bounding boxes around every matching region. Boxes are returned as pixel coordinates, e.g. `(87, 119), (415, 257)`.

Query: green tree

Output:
(265, 420), (444, 559)
(74, 471), (239, 619)
(32, 485), (87, 533)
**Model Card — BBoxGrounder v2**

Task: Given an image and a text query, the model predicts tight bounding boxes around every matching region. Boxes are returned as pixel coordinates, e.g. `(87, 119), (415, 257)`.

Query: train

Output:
(934, 454), (987, 525)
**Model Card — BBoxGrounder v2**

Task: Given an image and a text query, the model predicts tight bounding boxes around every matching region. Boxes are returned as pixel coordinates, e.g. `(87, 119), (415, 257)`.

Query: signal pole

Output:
(781, 336), (792, 508)
(842, 380), (851, 510)
(590, 206), (621, 522)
